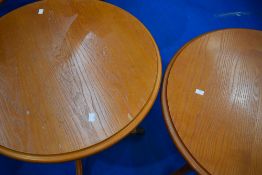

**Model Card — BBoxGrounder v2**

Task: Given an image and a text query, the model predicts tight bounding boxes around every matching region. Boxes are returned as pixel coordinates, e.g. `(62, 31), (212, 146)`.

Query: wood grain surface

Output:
(162, 29), (262, 175)
(0, 0), (161, 162)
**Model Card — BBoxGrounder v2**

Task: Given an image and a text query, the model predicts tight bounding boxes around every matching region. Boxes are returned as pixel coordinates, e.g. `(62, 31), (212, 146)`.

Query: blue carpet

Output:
(0, 0), (262, 174)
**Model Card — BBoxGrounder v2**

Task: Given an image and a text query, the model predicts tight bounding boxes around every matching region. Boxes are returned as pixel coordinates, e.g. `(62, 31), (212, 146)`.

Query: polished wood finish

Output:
(162, 29), (262, 175)
(0, 0), (161, 162)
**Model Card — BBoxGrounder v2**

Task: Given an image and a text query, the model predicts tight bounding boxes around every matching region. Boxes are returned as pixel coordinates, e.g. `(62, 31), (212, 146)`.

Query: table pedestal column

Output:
(76, 160), (83, 175)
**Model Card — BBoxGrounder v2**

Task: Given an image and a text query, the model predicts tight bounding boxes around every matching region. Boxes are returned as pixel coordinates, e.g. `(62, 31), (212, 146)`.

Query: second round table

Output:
(162, 29), (262, 175)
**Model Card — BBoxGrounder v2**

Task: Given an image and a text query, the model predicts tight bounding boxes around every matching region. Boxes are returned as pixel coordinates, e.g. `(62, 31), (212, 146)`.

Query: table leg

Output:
(172, 163), (193, 175)
(76, 159), (83, 175)
(130, 127), (145, 135)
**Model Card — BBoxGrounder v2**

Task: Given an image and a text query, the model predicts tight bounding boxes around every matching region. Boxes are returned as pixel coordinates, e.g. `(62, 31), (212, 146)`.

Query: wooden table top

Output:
(162, 29), (262, 175)
(0, 0), (161, 162)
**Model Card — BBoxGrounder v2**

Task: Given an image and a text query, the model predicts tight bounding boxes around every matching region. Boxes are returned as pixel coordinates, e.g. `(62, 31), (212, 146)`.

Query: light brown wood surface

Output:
(0, 0), (161, 162)
(162, 29), (262, 175)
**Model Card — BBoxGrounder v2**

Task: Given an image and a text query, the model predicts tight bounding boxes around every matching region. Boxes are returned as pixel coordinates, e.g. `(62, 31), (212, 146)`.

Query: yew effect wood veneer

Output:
(0, 0), (162, 169)
(162, 29), (262, 175)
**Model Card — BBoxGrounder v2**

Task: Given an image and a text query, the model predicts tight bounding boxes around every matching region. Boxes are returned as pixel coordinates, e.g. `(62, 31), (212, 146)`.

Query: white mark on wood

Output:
(26, 110), (30, 115)
(128, 113), (133, 121)
(38, 9), (44, 15)
(88, 113), (96, 122)
(195, 89), (205, 96)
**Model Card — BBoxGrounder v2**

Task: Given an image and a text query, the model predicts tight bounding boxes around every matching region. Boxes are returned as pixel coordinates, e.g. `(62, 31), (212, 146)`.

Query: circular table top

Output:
(162, 29), (262, 175)
(0, 0), (161, 162)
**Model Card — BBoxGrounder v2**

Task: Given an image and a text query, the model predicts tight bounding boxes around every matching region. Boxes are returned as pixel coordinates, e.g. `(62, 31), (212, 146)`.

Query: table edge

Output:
(161, 42), (209, 174)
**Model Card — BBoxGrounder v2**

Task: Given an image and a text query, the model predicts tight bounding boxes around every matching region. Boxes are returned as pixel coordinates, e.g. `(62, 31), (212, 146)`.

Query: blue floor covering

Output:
(0, 0), (261, 174)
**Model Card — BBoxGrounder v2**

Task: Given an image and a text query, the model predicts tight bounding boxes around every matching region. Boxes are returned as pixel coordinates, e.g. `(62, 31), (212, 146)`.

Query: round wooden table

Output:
(0, 0), (162, 173)
(162, 29), (262, 175)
